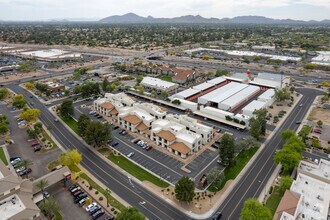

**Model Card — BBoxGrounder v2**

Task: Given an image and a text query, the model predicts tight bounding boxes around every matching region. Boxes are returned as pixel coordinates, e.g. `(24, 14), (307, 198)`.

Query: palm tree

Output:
(104, 188), (111, 207)
(20, 159), (33, 179)
(35, 179), (49, 203)
(40, 197), (60, 218)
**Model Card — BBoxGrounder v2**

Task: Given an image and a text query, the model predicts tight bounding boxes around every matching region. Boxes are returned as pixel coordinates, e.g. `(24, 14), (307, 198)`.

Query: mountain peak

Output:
(99, 14), (330, 24)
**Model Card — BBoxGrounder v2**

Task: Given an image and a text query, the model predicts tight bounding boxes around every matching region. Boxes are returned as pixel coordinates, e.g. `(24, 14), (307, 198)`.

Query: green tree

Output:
(116, 207), (145, 220)
(275, 88), (291, 102)
(136, 85), (144, 94)
(240, 199), (272, 220)
(281, 130), (295, 141)
(206, 167), (225, 187)
(18, 61), (37, 72)
(317, 120), (323, 128)
(274, 148), (301, 173)
(19, 108), (41, 123)
(219, 133), (235, 166)
(59, 99), (74, 119)
(215, 69), (229, 77)
(12, 94), (27, 109)
(77, 114), (91, 137)
(84, 121), (112, 147)
(236, 136), (260, 152)
(175, 176), (195, 202)
(136, 75), (144, 84)
(39, 198), (60, 219)
(161, 91), (168, 99)
(102, 78), (110, 91)
(0, 114), (9, 134)
(250, 108), (267, 140)
(104, 188), (111, 207)
(59, 149), (82, 176)
(0, 88), (9, 100)
(172, 99), (181, 105)
(278, 176), (293, 194)
(35, 179), (49, 203)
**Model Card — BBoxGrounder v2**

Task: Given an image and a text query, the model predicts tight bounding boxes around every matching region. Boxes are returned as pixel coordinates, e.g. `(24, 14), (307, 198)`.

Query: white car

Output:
(85, 202), (97, 212)
(127, 152), (135, 158)
(10, 158), (21, 165)
(16, 166), (26, 173)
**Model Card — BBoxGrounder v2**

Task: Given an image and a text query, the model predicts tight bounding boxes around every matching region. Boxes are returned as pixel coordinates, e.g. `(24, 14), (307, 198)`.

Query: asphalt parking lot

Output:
(46, 182), (91, 220)
(0, 102), (61, 179)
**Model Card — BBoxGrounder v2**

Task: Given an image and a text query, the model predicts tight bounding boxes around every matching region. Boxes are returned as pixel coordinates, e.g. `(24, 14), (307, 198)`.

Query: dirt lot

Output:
(308, 107), (330, 124)
(0, 70), (46, 83)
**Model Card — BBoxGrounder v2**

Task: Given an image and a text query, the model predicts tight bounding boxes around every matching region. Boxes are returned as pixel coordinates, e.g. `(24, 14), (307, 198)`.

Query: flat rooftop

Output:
(290, 173), (330, 220)
(141, 77), (177, 89)
(0, 195), (25, 219)
(298, 159), (330, 183)
(20, 49), (81, 59)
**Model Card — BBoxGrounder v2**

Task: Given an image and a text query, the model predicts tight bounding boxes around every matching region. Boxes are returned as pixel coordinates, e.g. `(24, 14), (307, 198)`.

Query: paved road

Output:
(9, 84), (189, 220)
(216, 88), (323, 219)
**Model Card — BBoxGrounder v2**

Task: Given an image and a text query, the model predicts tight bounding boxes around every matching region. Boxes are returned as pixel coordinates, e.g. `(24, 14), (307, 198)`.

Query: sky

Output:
(0, 0), (329, 21)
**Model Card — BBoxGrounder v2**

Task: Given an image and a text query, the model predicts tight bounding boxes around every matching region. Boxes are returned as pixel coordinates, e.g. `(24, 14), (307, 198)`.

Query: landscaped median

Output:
(99, 148), (169, 188)
(0, 147), (8, 165)
(79, 172), (126, 212)
(208, 147), (259, 192)
(60, 116), (79, 134)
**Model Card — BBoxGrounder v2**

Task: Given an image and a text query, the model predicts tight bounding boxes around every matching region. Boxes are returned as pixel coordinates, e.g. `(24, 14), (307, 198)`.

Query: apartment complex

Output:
(93, 93), (213, 158)
(275, 159), (330, 220)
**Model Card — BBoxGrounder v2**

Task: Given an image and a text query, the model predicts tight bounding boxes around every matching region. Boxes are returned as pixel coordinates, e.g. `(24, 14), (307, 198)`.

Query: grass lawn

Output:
(53, 211), (63, 220)
(266, 186), (283, 215)
(108, 153), (169, 188)
(79, 173), (126, 212)
(60, 116), (79, 134)
(160, 75), (173, 82)
(0, 147), (8, 165)
(47, 159), (61, 170)
(208, 147), (259, 192)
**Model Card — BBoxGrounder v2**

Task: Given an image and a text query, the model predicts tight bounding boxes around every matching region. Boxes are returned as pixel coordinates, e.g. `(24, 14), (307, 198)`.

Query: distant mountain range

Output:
(99, 13), (330, 24)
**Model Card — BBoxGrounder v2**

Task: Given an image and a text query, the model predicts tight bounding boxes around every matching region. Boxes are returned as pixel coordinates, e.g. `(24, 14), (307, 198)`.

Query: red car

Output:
(146, 146), (153, 151)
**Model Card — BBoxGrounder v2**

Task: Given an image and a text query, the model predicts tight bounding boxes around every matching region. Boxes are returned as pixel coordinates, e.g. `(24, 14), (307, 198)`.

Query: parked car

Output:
(13, 161), (24, 168)
(89, 205), (101, 215)
(113, 126), (119, 130)
(96, 115), (103, 119)
(111, 142), (119, 147)
(34, 145), (42, 152)
(94, 114), (100, 117)
(146, 146), (153, 151)
(16, 166), (26, 173)
(142, 144), (147, 149)
(216, 129), (222, 133)
(43, 191), (50, 198)
(314, 128), (322, 134)
(45, 102), (52, 106)
(211, 143), (219, 149)
(92, 209), (105, 220)
(78, 197), (87, 207)
(72, 190), (83, 197)
(103, 215), (115, 220)
(119, 129), (125, 134)
(89, 111), (96, 115)
(74, 193), (88, 203)
(68, 184), (78, 191)
(19, 168), (32, 176)
(127, 152), (135, 158)
(85, 202), (98, 212)
(121, 131), (127, 135)
(133, 139), (140, 144)
(212, 211), (222, 220)
(70, 186), (81, 194)
(10, 157), (21, 165)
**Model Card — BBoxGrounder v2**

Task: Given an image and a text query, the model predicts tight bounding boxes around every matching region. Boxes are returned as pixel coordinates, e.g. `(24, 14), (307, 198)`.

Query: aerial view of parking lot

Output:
(0, 2), (329, 220)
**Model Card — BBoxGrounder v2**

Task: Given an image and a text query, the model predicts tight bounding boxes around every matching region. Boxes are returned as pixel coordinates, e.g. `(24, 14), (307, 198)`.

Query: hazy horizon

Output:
(0, 0), (329, 21)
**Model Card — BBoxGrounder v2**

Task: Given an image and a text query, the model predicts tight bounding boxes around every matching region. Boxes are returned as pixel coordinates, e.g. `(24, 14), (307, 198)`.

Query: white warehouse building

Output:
(217, 85), (260, 111)
(242, 100), (267, 117)
(257, 89), (275, 106)
(141, 77), (179, 92)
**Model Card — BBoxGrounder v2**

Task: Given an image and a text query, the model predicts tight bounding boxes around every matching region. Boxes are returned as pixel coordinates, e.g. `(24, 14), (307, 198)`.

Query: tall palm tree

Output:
(104, 188), (111, 207)
(40, 197), (60, 218)
(35, 179), (49, 203)
(20, 159), (33, 179)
